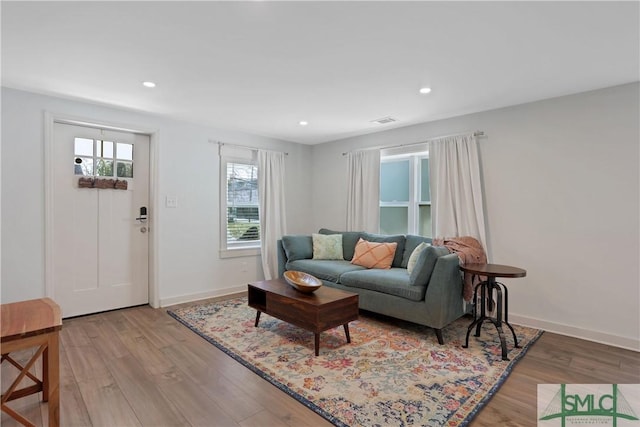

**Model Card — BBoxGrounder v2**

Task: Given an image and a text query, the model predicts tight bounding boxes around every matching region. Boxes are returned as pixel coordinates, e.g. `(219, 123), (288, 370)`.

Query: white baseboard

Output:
(509, 313), (640, 352)
(160, 285), (247, 308)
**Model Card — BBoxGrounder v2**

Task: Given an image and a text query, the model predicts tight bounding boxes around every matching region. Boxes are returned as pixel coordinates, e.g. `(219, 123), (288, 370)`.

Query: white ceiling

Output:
(2, 1), (638, 145)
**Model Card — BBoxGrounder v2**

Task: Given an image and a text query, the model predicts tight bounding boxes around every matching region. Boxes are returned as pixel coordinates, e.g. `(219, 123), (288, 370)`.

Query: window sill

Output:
(219, 247), (261, 259)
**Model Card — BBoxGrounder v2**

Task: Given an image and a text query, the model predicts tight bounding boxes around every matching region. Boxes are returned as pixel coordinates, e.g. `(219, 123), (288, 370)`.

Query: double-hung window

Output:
(379, 147), (431, 237)
(220, 146), (261, 257)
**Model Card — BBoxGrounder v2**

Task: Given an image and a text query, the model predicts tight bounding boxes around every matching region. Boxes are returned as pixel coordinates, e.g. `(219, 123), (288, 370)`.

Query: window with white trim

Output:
(379, 149), (431, 237)
(220, 145), (260, 256)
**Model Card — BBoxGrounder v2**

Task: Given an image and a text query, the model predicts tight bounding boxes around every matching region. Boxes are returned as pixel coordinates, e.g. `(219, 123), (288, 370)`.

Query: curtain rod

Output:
(213, 140), (289, 156)
(341, 130), (485, 156)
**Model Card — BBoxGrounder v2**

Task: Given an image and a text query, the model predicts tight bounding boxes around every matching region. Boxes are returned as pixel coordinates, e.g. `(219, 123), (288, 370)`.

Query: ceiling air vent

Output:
(371, 116), (398, 125)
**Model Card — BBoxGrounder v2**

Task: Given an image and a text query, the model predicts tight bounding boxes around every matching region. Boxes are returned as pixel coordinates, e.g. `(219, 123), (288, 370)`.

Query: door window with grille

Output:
(74, 138), (134, 178)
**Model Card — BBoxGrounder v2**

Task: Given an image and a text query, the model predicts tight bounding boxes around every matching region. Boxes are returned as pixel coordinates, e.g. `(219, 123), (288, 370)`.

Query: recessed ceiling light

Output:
(142, 81), (156, 88)
(299, 121), (308, 126)
(419, 87), (431, 94)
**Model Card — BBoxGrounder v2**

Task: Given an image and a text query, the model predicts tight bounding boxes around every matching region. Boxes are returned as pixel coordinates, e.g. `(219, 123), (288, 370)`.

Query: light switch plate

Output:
(166, 196), (178, 208)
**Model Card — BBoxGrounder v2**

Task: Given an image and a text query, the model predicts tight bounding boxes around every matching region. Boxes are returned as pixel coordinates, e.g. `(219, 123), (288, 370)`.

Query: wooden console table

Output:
(1, 298), (62, 426)
(460, 263), (526, 361)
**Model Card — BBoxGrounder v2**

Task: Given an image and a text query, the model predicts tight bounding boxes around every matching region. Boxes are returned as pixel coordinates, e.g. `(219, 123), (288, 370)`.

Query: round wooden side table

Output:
(460, 263), (526, 361)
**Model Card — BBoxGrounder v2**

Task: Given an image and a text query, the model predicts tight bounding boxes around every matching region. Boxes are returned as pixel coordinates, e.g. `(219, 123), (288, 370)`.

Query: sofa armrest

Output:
(277, 239), (287, 278)
(422, 253), (465, 328)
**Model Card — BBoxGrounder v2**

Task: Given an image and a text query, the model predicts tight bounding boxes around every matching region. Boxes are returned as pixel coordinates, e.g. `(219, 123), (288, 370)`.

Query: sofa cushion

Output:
(286, 259), (365, 283)
(402, 235), (434, 268)
(407, 242), (430, 274)
(318, 228), (363, 261)
(351, 238), (397, 269)
(361, 232), (405, 268)
(409, 245), (451, 287)
(312, 233), (343, 260)
(340, 269), (426, 301)
(281, 235), (313, 261)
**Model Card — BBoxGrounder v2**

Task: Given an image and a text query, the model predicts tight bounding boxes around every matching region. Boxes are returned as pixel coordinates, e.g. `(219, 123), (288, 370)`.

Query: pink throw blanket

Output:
(432, 236), (487, 302)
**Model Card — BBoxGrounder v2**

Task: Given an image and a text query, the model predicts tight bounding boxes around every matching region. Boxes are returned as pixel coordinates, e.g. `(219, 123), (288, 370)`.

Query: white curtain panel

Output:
(346, 149), (381, 232)
(429, 134), (487, 249)
(258, 150), (287, 280)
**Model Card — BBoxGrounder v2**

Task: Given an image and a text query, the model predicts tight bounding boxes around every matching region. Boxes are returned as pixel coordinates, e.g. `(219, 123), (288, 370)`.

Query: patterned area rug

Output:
(168, 297), (542, 426)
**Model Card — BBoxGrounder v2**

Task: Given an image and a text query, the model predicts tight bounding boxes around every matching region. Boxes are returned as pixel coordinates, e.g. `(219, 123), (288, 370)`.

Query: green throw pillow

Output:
(318, 228), (363, 260)
(281, 235), (313, 261)
(407, 242), (431, 275)
(312, 233), (344, 260)
(409, 245), (450, 286)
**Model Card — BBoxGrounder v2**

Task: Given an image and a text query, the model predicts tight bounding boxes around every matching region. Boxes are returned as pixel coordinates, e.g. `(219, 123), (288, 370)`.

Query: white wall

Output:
(3, 84), (638, 350)
(1, 87), (314, 307)
(310, 83), (640, 350)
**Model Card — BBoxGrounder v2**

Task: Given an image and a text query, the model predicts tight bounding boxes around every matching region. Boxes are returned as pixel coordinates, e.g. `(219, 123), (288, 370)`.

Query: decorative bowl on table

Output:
(283, 271), (322, 294)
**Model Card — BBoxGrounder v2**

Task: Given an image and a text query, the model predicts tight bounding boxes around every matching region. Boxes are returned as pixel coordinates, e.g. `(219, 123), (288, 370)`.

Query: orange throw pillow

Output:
(351, 238), (397, 269)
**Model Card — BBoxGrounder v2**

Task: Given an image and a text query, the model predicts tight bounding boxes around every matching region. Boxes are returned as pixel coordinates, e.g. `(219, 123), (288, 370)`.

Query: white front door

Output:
(52, 122), (149, 317)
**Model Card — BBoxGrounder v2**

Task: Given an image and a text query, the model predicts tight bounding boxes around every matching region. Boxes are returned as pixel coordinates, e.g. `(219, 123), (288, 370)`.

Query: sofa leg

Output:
(434, 328), (444, 345)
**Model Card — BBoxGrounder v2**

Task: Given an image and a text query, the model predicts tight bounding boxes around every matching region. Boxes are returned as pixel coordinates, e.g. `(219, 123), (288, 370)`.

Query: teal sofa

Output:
(276, 229), (466, 344)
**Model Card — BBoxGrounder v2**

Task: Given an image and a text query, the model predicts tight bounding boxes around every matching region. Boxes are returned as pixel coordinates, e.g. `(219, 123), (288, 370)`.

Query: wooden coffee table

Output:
(248, 278), (359, 356)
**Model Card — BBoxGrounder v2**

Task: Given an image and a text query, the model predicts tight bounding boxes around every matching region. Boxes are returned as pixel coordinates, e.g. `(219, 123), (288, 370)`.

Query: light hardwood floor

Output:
(2, 296), (639, 427)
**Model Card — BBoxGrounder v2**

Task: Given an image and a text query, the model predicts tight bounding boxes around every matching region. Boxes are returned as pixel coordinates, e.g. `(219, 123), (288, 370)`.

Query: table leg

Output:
(314, 333), (320, 356)
(463, 282), (485, 349)
(497, 330), (509, 360)
(499, 283), (520, 348)
(493, 285), (509, 361)
(343, 324), (351, 343)
(504, 322), (519, 349)
(43, 346), (49, 402)
(47, 332), (60, 427)
(475, 281), (488, 337)
(254, 311), (261, 327)
(463, 317), (482, 349)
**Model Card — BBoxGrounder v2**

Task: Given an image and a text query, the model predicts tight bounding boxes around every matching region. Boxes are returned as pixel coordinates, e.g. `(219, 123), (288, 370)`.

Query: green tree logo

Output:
(539, 384), (639, 426)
